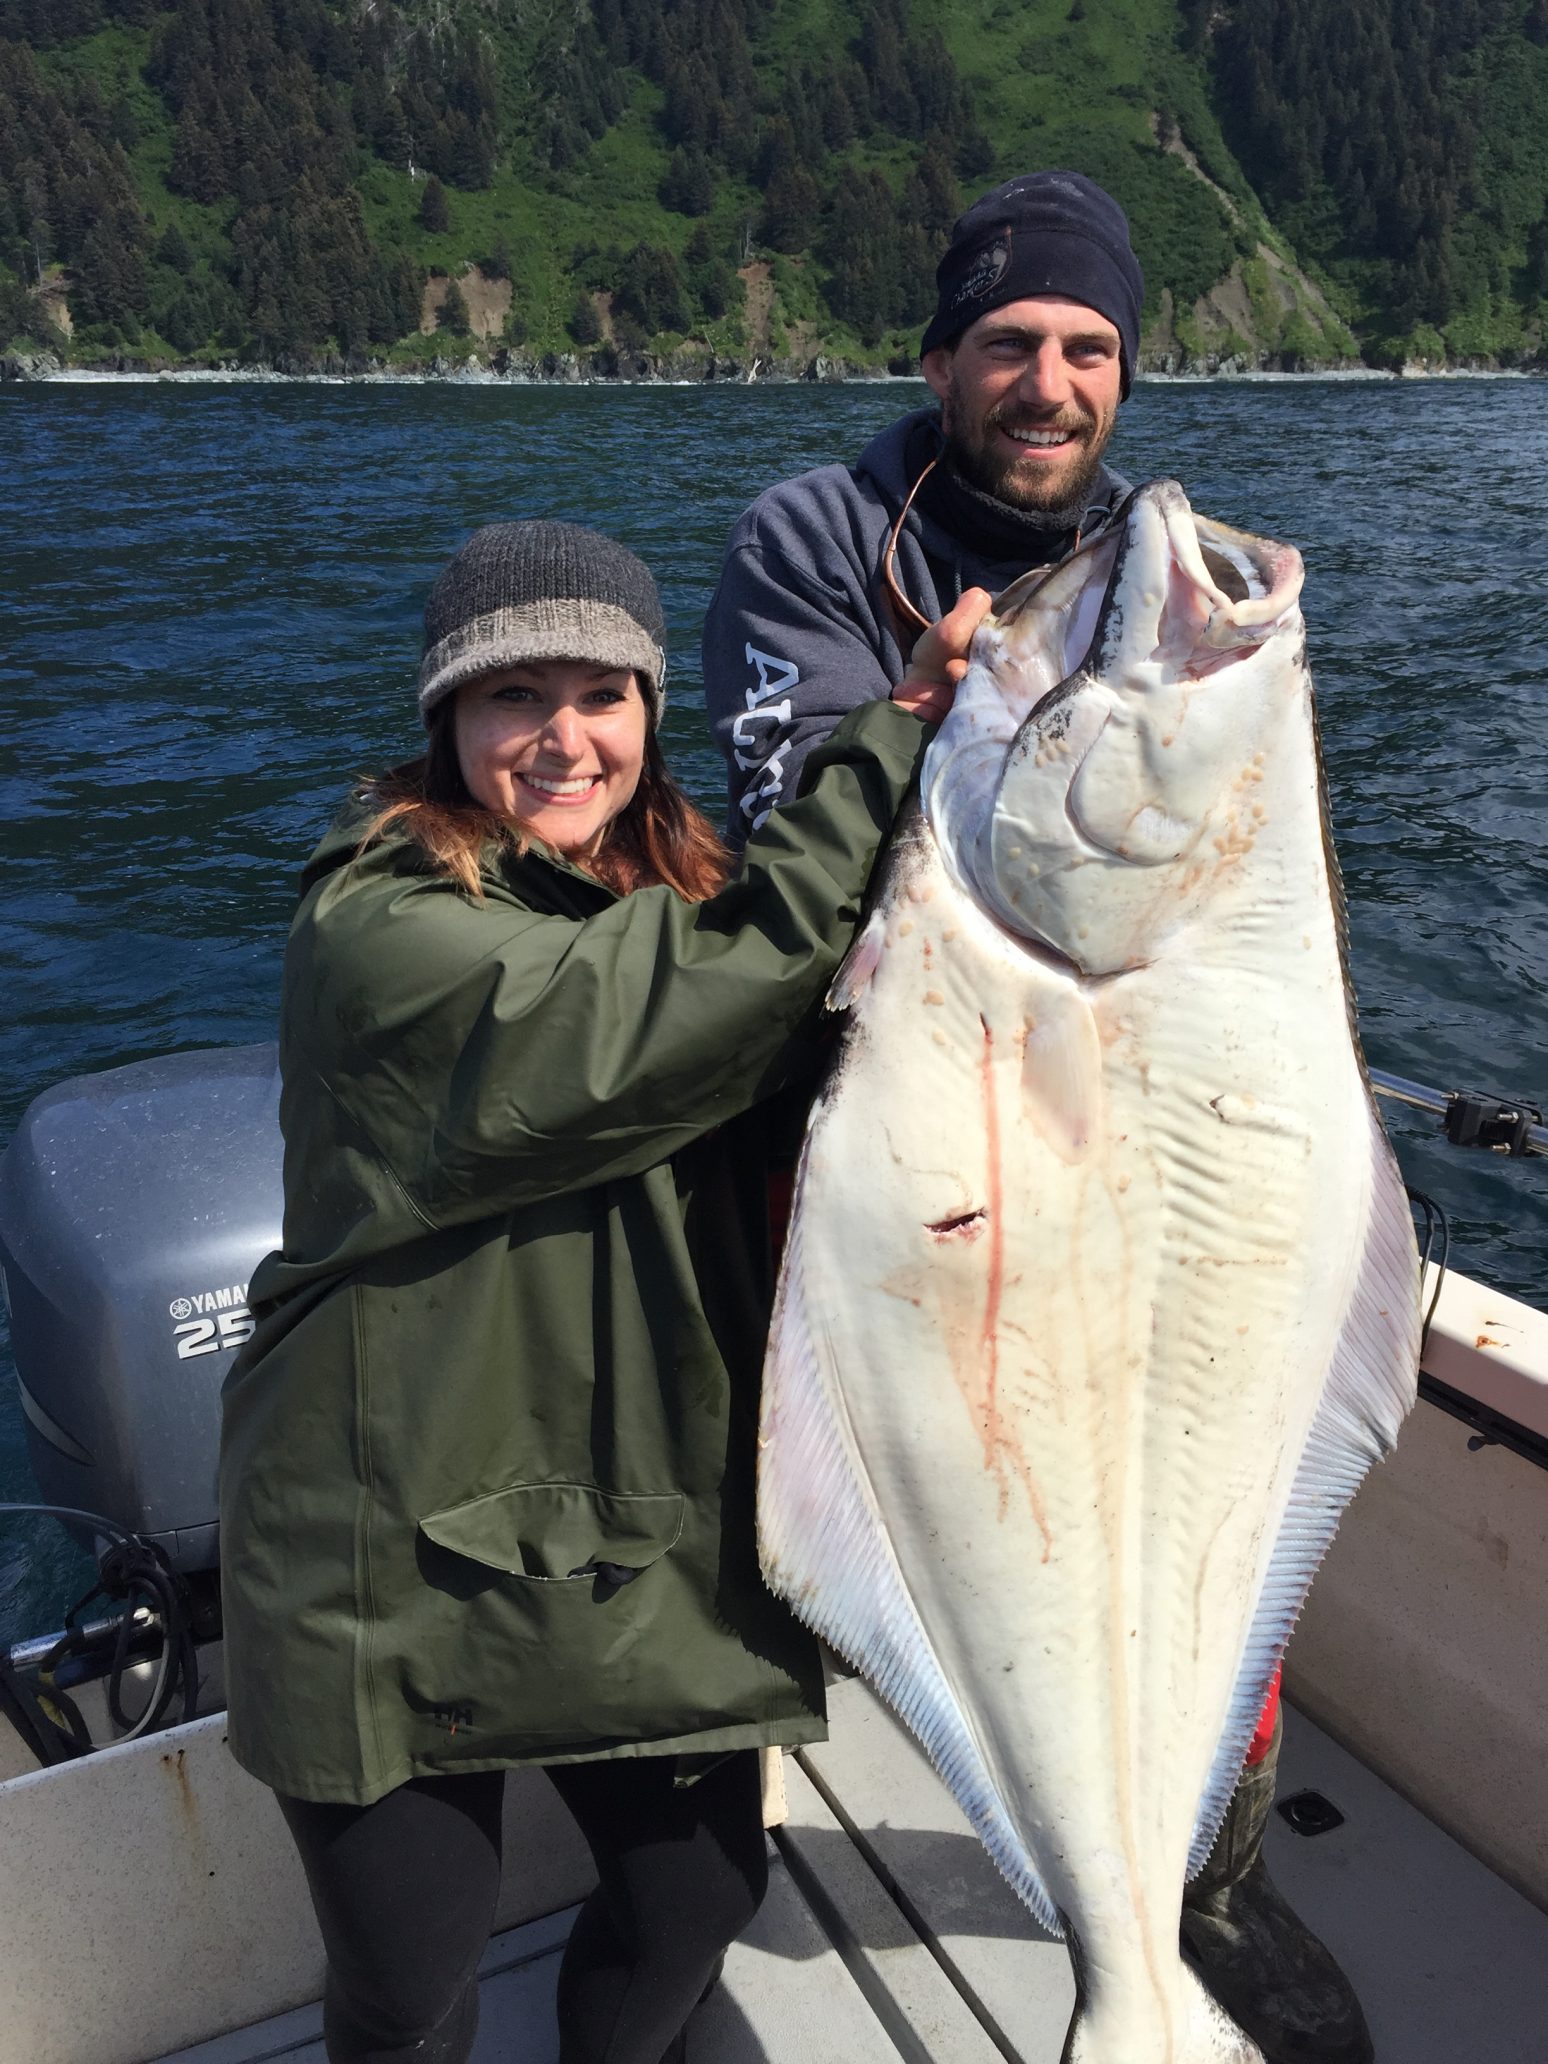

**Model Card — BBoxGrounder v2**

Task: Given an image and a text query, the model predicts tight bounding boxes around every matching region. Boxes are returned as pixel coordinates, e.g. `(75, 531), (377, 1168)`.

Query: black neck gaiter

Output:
(920, 452), (1098, 565)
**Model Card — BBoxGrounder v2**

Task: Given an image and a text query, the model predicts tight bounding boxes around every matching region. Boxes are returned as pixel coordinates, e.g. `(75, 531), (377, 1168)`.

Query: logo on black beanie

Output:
(951, 232), (1011, 315)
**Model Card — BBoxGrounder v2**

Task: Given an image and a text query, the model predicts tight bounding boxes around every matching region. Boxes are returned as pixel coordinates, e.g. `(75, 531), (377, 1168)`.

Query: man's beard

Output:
(943, 389), (1111, 519)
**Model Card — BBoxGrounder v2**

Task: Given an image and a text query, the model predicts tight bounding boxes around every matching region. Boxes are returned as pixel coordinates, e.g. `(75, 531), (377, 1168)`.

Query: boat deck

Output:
(157, 1677), (1548, 2064)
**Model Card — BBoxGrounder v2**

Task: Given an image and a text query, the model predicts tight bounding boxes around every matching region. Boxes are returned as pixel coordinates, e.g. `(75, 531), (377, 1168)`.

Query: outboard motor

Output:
(0, 1044), (283, 1575)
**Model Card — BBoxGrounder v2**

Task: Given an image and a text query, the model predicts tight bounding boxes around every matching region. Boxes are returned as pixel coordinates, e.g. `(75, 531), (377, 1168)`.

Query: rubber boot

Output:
(1180, 1714), (1374, 2064)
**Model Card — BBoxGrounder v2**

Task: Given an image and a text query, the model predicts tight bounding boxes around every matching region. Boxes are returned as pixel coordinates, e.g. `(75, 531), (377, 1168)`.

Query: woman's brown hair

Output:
(355, 696), (731, 903)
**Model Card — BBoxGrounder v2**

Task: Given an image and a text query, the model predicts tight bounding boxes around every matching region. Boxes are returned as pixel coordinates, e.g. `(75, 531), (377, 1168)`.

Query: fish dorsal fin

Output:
(1186, 1099), (1419, 1876)
(758, 1149), (1063, 1936)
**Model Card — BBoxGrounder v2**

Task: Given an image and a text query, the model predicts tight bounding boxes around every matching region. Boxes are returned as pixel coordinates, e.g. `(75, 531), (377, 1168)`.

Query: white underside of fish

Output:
(758, 580), (1419, 2063)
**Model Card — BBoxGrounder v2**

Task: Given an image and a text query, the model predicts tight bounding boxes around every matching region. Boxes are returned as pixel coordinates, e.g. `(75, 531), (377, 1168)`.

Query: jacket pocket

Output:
(417, 1481), (684, 1584)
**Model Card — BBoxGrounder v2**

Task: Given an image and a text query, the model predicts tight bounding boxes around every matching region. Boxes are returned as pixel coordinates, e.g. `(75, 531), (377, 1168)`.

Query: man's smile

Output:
(994, 414), (1088, 453)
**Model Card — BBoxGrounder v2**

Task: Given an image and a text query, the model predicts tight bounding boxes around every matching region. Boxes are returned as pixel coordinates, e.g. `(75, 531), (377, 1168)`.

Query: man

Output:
(705, 170), (1137, 839)
(704, 171), (1373, 2064)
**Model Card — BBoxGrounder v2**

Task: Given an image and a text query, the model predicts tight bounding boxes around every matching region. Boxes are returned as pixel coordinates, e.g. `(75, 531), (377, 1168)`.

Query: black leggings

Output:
(277, 1751), (769, 2064)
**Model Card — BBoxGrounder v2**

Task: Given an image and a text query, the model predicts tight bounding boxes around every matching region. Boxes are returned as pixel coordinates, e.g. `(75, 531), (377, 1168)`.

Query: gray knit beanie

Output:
(418, 521), (668, 725)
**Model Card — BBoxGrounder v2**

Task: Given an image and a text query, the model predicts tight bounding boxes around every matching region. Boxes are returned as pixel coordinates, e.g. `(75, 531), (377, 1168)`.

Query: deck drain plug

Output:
(1276, 1790), (1345, 1838)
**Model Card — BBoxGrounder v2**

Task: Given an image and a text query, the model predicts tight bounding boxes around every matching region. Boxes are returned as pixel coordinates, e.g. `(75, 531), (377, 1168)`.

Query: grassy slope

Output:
(24, 22), (237, 361)
(37, 26), (187, 235)
(7, 0), (1541, 366)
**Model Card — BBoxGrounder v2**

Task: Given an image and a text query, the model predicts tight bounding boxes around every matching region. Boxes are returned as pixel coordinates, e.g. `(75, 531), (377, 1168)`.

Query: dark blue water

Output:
(2, 375), (1545, 1644)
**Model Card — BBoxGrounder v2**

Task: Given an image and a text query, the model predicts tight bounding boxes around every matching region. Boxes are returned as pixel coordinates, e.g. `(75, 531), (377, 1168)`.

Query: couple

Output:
(220, 174), (1367, 2064)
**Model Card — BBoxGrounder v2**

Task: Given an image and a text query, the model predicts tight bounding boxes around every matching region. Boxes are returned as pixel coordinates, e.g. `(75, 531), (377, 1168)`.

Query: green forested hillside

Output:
(1, 0), (1544, 374)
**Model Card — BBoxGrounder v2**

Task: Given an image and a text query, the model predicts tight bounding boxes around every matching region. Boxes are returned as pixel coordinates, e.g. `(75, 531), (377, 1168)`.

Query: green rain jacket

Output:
(220, 700), (927, 1805)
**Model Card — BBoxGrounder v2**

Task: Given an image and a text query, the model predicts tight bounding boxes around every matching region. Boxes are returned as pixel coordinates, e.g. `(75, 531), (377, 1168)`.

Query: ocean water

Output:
(1, 376), (1545, 1645)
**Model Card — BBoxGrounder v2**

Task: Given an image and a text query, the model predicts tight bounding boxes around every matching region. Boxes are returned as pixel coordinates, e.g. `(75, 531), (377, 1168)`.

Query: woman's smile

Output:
(518, 770), (603, 801)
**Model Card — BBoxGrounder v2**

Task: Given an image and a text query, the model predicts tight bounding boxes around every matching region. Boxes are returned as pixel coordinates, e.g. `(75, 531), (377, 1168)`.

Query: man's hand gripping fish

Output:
(757, 480), (1420, 2063)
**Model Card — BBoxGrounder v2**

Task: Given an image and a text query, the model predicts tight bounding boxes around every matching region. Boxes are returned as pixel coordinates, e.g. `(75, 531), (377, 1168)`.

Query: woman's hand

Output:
(890, 588), (993, 722)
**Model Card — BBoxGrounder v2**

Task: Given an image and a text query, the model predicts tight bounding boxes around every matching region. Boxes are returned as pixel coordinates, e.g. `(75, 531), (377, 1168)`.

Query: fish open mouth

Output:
(923, 479), (1311, 951)
(989, 481), (1305, 703)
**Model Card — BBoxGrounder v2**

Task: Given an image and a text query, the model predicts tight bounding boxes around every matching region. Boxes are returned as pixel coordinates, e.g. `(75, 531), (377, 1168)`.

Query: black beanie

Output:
(418, 521), (668, 725)
(921, 171), (1144, 396)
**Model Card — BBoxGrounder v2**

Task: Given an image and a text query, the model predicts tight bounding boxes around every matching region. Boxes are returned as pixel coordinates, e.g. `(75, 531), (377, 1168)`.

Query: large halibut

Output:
(757, 481), (1420, 2063)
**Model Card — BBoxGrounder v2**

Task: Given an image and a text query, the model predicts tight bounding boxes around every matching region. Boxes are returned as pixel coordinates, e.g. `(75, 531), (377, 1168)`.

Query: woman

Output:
(220, 518), (980, 2064)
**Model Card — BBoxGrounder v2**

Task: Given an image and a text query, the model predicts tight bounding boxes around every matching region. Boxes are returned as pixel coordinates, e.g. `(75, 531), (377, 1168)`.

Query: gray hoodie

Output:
(704, 405), (1128, 839)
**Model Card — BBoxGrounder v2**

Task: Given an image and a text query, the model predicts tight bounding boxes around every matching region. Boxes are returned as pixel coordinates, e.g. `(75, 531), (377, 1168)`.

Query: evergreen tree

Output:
(568, 290), (600, 345)
(660, 146), (714, 216)
(820, 76), (857, 151)
(1527, 212), (1548, 299)
(0, 269), (35, 342)
(662, 58), (711, 149)
(419, 176), (449, 234)
(823, 167), (904, 342)
(902, 145), (959, 243)
(684, 220), (738, 318)
(158, 284), (209, 351)
(374, 253), (423, 345)
(157, 221), (194, 272)
(762, 164), (821, 253)
(1212, 0), (1521, 335)
(613, 242), (690, 334)
(779, 69), (824, 166)
(856, 0), (919, 133)
(612, 307), (648, 356)
(437, 278), (470, 335)
(479, 237), (513, 282)
(168, 77), (227, 203)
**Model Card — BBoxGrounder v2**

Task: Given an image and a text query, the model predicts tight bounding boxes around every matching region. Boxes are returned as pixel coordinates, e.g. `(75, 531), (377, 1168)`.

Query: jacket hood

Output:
(298, 803), (374, 899)
(294, 793), (616, 911)
(853, 404), (942, 511)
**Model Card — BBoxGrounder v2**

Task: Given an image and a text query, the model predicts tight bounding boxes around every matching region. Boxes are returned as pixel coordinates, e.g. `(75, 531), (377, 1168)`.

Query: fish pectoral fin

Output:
(826, 907), (888, 1013)
(1020, 991), (1104, 1163)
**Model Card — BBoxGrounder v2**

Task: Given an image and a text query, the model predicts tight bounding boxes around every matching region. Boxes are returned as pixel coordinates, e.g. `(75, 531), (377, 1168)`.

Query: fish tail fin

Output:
(1059, 1941), (1264, 2064)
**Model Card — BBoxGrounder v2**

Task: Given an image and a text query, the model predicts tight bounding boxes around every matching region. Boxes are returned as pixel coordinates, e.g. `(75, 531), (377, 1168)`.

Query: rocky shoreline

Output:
(4, 343), (1542, 384)
(1, 344), (893, 384)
